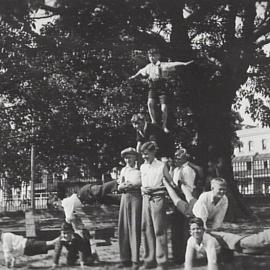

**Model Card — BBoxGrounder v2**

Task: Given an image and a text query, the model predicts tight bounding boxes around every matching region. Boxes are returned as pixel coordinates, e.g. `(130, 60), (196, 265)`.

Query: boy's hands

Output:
(128, 75), (136, 80)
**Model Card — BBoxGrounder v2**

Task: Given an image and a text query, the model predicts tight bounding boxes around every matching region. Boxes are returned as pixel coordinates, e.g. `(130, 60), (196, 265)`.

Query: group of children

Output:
(2, 48), (270, 270)
(0, 217), (97, 269)
(2, 142), (270, 270)
(116, 143), (270, 270)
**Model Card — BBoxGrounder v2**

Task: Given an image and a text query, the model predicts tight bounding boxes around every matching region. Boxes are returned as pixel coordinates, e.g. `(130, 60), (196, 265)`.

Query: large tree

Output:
(1, 0), (270, 217)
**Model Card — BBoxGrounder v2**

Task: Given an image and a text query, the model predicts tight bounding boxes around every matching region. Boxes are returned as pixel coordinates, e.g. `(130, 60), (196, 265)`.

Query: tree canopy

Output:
(0, 0), (269, 208)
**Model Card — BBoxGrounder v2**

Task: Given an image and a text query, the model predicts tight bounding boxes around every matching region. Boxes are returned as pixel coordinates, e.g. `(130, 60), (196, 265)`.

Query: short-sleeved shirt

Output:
(119, 166), (141, 186)
(62, 194), (83, 222)
(192, 191), (228, 229)
(1, 233), (27, 263)
(185, 233), (221, 263)
(140, 159), (165, 188)
(173, 162), (196, 191)
(138, 61), (177, 81)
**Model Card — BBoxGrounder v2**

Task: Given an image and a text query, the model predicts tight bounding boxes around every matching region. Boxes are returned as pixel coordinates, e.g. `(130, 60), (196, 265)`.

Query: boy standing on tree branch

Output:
(129, 48), (193, 133)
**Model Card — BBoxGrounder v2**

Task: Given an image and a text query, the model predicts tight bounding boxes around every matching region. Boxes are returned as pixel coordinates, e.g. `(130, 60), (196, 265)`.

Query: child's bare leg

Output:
(161, 103), (168, 132)
(147, 98), (157, 124)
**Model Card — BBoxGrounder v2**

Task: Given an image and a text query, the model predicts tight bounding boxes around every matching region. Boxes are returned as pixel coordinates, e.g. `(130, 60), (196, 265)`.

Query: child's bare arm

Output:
(129, 70), (143, 80)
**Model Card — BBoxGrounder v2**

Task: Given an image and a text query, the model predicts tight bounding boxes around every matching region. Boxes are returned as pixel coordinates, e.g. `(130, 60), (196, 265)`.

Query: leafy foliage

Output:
(0, 1), (270, 196)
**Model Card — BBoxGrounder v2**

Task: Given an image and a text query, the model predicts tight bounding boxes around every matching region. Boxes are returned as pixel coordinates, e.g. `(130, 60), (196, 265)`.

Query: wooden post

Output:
(26, 122), (37, 238)
(31, 143), (35, 211)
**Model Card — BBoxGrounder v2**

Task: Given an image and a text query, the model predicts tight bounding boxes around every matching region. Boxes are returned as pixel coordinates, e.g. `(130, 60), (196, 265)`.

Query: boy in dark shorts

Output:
(129, 48), (193, 133)
(0, 230), (58, 268)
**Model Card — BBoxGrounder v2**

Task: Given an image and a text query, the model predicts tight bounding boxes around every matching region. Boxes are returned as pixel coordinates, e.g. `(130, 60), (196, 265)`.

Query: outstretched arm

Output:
(129, 70), (143, 80)
(162, 60), (194, 71)
(163, 178), (180, 205)
(129, 65), (149, 80)
(163, 165), (176, 187)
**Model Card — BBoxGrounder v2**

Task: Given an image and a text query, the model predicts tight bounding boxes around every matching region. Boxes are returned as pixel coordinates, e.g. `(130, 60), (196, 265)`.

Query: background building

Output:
(233, 126), (270, 196)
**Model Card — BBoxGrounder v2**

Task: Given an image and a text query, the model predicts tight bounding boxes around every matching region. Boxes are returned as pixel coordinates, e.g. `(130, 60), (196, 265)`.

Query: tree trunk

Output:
(166, 1), (254, 220)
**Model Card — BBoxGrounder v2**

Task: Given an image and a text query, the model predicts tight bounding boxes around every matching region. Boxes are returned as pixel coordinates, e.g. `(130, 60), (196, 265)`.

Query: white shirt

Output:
(173, 162), (196, 191)
(138, 61), (177, 80)
(140, 159), (165, 188)
(62, 193), (83, 222)
(120, 165), (141, 186)
(1, 233), (27, 263)
(192, 191), (228, 229)
(185, 233), (220, 265)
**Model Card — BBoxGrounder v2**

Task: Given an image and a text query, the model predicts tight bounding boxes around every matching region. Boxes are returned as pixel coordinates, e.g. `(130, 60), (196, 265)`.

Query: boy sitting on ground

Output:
(51, 222), (96, 269)
(0, 229), (58, 269)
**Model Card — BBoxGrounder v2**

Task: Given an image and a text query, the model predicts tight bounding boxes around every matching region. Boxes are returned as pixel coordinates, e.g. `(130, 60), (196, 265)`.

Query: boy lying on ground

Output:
(164, 179), (270, 269)
(185, 217), (270, 270)
(0, 229), (58, 269)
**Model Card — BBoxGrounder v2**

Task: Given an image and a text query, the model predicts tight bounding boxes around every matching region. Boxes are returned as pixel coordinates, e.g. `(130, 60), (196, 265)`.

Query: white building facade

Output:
(233, 127), (270, 195)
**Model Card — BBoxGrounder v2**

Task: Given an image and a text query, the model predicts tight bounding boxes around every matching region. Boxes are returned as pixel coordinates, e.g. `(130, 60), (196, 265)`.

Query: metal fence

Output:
(233, 158), (270, 196)
(0, 178), (99, 212)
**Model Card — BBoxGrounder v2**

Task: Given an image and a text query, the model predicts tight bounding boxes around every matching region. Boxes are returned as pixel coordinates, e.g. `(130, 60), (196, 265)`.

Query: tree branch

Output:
(253, 16), (270, 41)
(255, 36), (270, 48)
(184, 0), (225, 25)
(38, 4), (65, 15)
(31, 14), (56, 20)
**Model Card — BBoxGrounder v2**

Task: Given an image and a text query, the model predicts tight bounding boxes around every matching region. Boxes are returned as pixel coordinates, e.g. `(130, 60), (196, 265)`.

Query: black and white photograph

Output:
(0, 0), (270, 269)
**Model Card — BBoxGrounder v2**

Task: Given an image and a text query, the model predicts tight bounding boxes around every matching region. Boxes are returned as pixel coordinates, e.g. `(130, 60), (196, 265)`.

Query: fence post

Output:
(251, 155), (254, 194)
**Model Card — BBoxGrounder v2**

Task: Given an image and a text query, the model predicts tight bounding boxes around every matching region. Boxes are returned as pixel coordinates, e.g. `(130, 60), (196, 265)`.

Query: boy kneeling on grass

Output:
(0, 229), (58, 269)
(51, 221), (96, 269)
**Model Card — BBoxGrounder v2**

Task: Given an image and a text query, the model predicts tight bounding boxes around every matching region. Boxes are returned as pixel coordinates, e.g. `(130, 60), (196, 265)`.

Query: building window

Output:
(247, 161), (252, 171)
(238, 142), (243, 152)
(262, 139), (268, 150)
(248, 141), (253, 152)
(264, 161), (268, 169)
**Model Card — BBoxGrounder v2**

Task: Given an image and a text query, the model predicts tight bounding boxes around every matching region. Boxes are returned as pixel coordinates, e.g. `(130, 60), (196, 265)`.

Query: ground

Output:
(1, 202), (270, 269)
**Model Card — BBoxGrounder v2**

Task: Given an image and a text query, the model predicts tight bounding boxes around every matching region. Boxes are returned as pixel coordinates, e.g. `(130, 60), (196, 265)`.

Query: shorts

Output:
(24, 239), (48, 256)
(148, 80), (168, 104)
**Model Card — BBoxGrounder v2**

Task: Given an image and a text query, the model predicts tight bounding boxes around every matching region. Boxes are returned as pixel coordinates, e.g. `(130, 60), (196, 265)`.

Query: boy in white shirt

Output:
(139, 141), (175, 270)
(192, 178), (228, 230)
(129, 48), (193, 133)
(118, 147), (142, 270)
(185, 217), (221, 270)
(0, 230), (58, 269)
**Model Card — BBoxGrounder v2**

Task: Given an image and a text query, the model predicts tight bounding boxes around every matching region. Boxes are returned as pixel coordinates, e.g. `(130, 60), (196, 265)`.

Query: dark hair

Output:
(61, 221), (74, 232)
(188, 217), (204, 228)
(141, 141), (158, 152)
(131, 113), (146, 123)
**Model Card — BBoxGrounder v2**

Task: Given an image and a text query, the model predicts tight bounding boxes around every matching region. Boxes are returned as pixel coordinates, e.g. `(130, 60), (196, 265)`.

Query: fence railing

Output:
(0, 178), (100, 212)
(0, 194), (55, 212)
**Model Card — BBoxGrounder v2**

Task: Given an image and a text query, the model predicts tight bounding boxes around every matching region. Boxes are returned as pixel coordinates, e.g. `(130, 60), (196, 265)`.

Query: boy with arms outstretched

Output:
(129, 48), (193, 133)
